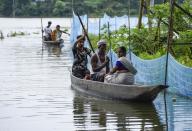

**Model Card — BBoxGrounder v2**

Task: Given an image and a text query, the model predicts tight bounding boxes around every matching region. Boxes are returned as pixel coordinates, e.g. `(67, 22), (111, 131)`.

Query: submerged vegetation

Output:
(89, 0), (192, 67)
(7, 31), (29, 37)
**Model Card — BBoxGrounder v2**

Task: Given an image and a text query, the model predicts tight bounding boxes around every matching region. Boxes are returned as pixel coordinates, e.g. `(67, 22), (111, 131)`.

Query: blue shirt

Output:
(116, 61), (128, 70)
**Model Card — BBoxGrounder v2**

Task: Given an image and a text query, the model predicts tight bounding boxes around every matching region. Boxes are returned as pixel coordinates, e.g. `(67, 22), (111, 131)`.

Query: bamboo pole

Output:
(41, 18), (44, 52)
(108, 22), (113, 68)
(87, 13), (89, 33)
(146, 0), (153, 30)
(99, 18), (101, 40)
(115, 16), (117, 37)
(138, 0), (144, 29)
(128, 0), (132, 61)
(76, 12), (95, 53)
(174, 2), (192, 18)
(164, 0), (175, 130)
(172, 42), (192, 45)
(165, 0), (174, 80)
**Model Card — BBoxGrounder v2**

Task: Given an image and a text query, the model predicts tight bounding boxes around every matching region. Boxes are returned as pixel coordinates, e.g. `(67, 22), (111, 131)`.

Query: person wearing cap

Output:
(43, 21), (52, 41)
(72, 33), (92, 79)
(90, 39), (110, 82)
(104, 46), (137, 85)
(51, 25), (69, 43)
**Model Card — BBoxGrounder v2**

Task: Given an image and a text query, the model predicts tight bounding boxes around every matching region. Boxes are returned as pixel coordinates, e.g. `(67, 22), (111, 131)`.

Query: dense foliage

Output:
(0, 0), (164, 17)
(89, 0), (192, 67)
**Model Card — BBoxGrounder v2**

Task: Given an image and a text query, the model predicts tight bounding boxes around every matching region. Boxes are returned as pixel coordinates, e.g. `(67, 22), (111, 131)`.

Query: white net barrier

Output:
(70, 13), (192, 98)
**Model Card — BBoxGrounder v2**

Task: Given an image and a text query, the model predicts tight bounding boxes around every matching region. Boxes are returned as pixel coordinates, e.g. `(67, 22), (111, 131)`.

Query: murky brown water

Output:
(0, 18), (192, 131)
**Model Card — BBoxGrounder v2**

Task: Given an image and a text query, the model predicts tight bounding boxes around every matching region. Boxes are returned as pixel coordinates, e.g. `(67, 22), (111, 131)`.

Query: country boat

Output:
(43, 40), (64, 47)
(71, 73), (167, 102)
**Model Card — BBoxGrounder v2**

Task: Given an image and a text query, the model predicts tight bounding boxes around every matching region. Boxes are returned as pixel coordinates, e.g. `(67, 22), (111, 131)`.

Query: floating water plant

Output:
(7, 31), (30, 37)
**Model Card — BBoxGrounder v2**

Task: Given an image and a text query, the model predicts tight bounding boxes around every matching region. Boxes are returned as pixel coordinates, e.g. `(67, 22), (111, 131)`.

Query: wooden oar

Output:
(62, 31), (70, 36)
(76, 12), (95, 53)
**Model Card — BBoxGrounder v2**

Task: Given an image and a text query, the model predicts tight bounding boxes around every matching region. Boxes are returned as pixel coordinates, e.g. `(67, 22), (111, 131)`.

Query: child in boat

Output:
(104, 46), (137, 85)
(51, 25), (69, 42)
(72, 33), (92, 79)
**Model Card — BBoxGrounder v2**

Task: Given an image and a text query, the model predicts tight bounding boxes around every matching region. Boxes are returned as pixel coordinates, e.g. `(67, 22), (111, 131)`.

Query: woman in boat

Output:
(72, 33), (92, 79)
(104, 46), (137, 85)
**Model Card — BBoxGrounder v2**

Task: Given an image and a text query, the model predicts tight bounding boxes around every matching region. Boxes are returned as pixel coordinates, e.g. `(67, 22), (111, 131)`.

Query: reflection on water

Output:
(73, 93), (165, 131)
(45, 44), (62, 57)
(155, 93), (192, 131)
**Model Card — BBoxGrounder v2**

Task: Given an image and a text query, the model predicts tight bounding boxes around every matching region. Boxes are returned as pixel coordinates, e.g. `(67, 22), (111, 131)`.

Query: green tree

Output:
(0, 0), (13, 17)
(53, 0), (66, 16)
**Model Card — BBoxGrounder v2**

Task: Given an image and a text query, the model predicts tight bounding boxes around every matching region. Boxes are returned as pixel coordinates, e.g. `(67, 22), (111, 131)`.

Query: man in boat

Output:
(72, 33), (92, 79)
(51, 25), (69, 43)
(43, 21), (52, 41)
(90, 40), (110, 82)
(104, 46), (137, 85)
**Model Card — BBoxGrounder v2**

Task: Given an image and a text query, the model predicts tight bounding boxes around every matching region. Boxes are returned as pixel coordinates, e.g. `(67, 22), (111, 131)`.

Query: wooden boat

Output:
(43, 40), (63, 47)
(71, 73), (167, 102)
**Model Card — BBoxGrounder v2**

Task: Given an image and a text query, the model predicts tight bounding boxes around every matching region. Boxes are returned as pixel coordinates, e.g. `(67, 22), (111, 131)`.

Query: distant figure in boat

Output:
(72, 32), (92, 79)
(51, 25), (69, 43)
(43, 21), (52, 41)
(90, 39), (110, 82)
(0, 30), (4, 39)
(104, 46), (137, 85)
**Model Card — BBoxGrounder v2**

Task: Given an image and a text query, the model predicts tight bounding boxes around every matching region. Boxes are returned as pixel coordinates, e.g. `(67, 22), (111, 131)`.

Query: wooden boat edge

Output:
(70, 73), (167, 102)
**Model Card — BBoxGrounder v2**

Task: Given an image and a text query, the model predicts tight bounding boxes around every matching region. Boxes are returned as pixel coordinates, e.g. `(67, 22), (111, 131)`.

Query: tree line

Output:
(0, 0), (165, 17)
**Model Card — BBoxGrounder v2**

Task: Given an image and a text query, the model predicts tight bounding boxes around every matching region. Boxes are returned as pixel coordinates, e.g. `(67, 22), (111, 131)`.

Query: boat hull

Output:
(43, 40), (63, 47)
(71, 74), (167, 102)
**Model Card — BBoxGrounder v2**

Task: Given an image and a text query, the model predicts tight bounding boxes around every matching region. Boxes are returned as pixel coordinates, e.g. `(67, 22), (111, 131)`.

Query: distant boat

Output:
(43, 40), (64, 47)
(71, 73), (167, 103)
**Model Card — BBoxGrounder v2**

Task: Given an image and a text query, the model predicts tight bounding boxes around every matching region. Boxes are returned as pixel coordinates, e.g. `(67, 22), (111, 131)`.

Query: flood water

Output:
(0, 18), (192, 131)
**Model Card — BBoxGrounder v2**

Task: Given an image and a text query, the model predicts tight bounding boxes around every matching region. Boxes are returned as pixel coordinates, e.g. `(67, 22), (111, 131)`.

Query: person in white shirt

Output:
(43, 21), (52, 41)
(90, 40), (110, 82)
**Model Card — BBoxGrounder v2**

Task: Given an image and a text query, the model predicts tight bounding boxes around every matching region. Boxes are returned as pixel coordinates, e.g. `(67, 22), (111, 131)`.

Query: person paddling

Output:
(72, 32), (92, 79)
(51, 25), (69, 43)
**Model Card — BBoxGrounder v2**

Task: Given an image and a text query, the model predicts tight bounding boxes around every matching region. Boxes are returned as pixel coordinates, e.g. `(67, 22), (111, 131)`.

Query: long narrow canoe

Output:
(43, 40), (63, 47)
(71, 74), (167, 102)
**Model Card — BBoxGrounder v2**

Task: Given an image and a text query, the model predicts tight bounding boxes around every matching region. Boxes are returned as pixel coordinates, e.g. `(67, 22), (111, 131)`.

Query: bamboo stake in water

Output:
(128, 0), (132, 61)
(164, 0), (175, 130)
(107, 22), (113, 68)
(99, 18), (101, 40)
(40, 17), (44, 52)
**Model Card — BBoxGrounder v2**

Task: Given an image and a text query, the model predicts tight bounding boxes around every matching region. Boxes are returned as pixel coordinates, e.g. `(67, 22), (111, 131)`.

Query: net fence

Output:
(70, 13), (192, 98)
